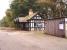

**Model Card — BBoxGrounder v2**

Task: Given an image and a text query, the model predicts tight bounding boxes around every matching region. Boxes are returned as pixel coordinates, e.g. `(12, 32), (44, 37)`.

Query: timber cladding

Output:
(44, 18), (65, 37)
(15, 9), (67, 37)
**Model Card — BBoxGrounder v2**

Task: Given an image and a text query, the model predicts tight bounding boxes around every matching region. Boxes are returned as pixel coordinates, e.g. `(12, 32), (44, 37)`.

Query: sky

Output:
(0, 0), (10, 20)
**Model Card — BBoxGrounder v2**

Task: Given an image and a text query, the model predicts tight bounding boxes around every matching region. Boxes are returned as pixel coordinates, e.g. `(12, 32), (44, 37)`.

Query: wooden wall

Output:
(45, 18), (65, 37)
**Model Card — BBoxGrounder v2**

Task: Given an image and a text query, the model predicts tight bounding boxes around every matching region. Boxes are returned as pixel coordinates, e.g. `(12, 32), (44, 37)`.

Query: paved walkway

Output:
(0, 30), (67, 50)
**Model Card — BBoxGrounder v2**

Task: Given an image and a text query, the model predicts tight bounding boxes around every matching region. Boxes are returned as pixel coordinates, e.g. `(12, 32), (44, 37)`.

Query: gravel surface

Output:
(0, 30), (67, 50)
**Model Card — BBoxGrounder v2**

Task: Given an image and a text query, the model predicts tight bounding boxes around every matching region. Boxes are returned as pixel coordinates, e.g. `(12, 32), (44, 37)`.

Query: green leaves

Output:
(1, 0), (67, 28)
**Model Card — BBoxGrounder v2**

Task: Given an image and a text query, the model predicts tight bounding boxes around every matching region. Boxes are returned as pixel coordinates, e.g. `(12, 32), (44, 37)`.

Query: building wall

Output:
(45, 18), (65, 37)
(65, 18), (67, 38)
(28, 20), (45, 31)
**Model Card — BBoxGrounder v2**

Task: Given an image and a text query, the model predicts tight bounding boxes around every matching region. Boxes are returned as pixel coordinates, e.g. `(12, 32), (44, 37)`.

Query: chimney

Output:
(29, 9), (33, 16)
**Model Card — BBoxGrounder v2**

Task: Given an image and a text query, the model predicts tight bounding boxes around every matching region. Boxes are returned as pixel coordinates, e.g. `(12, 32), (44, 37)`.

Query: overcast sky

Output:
(0, 0), (10, 20)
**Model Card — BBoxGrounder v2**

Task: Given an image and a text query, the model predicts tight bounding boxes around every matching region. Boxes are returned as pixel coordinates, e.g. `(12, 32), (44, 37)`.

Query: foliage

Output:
(10, 0), (38, 17)
(0, 9), (15, 27)
(0, 0), (67, 28)
(10, 0), (56, 17)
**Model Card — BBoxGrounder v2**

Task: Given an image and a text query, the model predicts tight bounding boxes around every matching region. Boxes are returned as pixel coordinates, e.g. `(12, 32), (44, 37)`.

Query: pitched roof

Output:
(18, 12), (37, 22)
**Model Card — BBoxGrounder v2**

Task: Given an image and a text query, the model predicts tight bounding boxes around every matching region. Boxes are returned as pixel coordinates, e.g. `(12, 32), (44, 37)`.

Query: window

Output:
(31, 20), (34, 22)
(37, 17), (41, 19)
(34, 22), (42, 28)
(59, 21), (64, 30)
(37, 23), (42, 28)
(31, 23), (34, 27)
(59, 24), (64, 29)
(34, 17), (37, 19)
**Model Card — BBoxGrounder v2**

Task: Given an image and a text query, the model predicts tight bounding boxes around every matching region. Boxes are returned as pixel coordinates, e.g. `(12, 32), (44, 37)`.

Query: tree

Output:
(55, 0), (66, 17)
(0, 9), (16, 27)
(1, 0), (67, 28)
(10, 0), (56, 17)
(10, 0), (38, 17)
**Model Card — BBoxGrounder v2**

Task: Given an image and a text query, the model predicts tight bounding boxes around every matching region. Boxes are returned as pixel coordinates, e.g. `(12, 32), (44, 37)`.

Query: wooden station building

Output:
(14, 9), (67, 38)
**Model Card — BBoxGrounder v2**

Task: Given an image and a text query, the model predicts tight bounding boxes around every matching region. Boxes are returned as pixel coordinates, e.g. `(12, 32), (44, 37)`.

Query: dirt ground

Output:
(0, 30), (67, 50)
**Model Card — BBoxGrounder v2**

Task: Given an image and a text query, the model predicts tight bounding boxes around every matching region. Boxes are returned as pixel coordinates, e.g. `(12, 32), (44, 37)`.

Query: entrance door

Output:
(22, 23), (27, 30)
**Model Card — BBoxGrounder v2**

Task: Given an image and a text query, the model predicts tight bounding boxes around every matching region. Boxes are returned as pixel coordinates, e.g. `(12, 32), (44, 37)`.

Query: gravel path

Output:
(0, 30), (67, 50)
